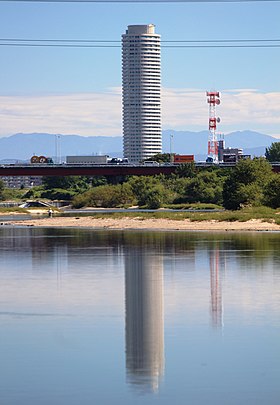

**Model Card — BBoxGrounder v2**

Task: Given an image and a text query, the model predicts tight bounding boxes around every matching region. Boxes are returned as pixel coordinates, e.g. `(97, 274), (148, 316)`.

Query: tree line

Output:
(1, 142), (280, 210)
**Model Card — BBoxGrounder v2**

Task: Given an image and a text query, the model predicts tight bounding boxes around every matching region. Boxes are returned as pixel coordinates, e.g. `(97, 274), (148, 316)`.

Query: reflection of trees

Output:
(199, 232), (280, 269)
(2, 226), (280, 261)
(225, 233), (279, 268)
(2, 226), (280, 284)
(124, 248), (164, 393)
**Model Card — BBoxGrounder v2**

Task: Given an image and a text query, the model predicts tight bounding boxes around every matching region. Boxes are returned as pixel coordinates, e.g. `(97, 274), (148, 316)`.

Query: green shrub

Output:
(41, 188), (76, 200)
(223, 158), (273, 210)
(128, 176), (174, 207)
(263, 175), (280, 208)
(72, 183), (135, 208)
(179, 171), (224, 205)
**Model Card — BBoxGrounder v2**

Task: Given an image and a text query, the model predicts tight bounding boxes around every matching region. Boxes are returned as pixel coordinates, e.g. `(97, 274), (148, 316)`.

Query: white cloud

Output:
(0, 88), (280, 137)
(0, 90), (123, 137)
(162, 88), (280, 137)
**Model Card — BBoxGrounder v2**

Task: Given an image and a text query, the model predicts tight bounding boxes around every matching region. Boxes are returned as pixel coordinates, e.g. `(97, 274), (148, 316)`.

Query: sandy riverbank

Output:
(4, 216), (280, 231)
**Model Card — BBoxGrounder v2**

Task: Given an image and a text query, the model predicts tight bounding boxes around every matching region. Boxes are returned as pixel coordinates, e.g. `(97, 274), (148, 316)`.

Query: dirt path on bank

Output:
(4, 216), (280, 231)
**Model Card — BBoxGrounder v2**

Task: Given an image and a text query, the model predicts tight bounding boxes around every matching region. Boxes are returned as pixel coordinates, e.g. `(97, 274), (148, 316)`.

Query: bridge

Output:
(0, 162), (279, 177)
(0, 164), (176, 177)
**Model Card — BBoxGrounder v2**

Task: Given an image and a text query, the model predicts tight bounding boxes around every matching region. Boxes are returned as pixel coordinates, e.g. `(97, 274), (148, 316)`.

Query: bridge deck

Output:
(0, 162), (279, 176)
(0, 164), (176, 176)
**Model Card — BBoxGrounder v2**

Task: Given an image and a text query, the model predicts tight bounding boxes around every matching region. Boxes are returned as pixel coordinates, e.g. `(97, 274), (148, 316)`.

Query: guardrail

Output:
(0, 161), (279, 176)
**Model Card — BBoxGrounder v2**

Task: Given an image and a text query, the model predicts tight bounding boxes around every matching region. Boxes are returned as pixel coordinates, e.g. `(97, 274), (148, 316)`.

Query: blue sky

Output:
(0, 0), (280, 137)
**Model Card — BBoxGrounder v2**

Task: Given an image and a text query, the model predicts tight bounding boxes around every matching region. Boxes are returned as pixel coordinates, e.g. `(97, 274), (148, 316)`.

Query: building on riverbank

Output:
(0, 175), (43, 189)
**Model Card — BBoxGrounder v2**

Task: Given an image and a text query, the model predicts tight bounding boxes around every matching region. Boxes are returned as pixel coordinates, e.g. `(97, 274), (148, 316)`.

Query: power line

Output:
(1, 44), (280, 48)
(0, 38), (120, 42)
(0, 0), (279, 2)
(0, 43), (121, 47)
(164, 39), (280, 42)
(0, 38), (279, 48)
(163, 44), (280, 47)
(1, 38), (280, 42)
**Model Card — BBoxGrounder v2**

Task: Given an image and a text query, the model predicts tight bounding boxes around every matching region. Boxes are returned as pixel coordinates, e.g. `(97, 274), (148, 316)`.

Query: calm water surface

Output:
(0, 228), (279, 405)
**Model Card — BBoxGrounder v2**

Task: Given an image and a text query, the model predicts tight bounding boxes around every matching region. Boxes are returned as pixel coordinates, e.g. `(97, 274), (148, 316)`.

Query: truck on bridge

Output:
(66, 155), (109, 165)
(30, 155), (54, 164)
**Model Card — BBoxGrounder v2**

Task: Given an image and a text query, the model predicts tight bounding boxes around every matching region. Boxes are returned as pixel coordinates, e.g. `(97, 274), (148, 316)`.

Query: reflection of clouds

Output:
(0, 228), (124, 315)
(164, 243), (280, 326)
(124, 249), (164, 393)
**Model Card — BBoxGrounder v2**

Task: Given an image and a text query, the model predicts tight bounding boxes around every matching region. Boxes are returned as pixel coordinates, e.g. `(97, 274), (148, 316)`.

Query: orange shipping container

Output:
(174, 154), (194, 164)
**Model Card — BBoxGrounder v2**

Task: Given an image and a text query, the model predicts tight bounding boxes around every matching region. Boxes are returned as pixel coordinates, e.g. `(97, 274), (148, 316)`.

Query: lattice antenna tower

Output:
(206, 91), (221, 162)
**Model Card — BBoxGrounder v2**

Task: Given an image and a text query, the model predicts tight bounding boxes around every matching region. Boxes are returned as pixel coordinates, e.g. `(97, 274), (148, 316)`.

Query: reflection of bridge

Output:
(1, 162), (280, 177)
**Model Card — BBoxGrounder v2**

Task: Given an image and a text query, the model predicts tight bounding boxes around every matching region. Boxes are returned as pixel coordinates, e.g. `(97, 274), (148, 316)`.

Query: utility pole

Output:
(170, 134), (174, 163)
(55, 135), (61, 164)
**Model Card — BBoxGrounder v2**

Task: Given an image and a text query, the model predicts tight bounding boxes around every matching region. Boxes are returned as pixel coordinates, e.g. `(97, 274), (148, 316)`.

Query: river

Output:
(0, 227), (279, 404)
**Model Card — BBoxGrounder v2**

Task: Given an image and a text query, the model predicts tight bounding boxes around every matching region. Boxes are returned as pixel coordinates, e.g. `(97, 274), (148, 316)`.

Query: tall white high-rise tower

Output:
(122, 24), (162, 163)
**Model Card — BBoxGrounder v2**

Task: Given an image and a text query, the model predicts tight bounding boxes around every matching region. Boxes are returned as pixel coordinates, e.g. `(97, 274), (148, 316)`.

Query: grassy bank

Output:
(0, 207), (29, 214)
(61, 206), (280, 224)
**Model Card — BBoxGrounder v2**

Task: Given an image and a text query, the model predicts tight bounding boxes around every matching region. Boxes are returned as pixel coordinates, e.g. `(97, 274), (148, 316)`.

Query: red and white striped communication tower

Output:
(206, 91), (221, 162)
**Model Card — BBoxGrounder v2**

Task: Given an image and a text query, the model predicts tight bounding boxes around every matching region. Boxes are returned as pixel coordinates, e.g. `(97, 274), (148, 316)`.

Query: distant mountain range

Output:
(0, 133), (123, 162)
(162, 130), (276, 161)
(0, 130), (277, 162)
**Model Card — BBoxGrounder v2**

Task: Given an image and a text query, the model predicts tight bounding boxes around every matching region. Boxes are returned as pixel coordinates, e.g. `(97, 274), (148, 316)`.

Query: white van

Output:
(143, 161), (160, 166)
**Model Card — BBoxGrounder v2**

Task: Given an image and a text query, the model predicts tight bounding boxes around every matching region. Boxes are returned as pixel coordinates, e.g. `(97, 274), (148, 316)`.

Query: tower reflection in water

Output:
(209, 248), (225, 329)
(124, 248), (164, 392)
